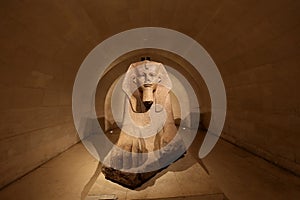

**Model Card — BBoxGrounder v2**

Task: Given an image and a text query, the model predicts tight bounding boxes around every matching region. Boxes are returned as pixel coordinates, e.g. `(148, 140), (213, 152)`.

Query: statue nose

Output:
(145, 74), (152, 83)
(145, 79), (151, 84)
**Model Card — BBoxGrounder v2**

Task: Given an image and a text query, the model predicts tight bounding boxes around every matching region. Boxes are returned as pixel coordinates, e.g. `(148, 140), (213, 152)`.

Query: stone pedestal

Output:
(87, 153), (227, 200)
(101, 134), (186, 189)
(101, 167), (158, 189)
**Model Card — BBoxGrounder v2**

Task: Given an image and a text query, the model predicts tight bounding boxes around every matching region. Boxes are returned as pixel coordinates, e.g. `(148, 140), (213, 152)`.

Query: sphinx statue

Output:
(102, 61), (183, 188)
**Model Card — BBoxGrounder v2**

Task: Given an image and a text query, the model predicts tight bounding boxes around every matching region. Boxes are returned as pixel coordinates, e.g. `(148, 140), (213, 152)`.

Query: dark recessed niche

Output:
(140, 57), (151, 61)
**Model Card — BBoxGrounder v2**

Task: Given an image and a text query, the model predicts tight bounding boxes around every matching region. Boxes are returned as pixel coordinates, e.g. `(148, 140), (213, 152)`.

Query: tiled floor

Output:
(0, 131), (300, 200)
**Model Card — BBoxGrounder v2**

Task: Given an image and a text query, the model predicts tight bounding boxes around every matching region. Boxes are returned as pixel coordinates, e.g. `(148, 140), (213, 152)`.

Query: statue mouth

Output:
(143, 83), (152, 87)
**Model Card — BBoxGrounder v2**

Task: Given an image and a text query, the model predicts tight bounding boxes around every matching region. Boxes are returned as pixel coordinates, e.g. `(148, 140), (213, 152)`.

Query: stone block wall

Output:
(0, 0), (100, 188)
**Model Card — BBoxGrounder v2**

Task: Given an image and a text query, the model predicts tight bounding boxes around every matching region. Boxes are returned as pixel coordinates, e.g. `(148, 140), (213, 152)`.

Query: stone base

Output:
(88, 152), (226, 200)
(101, 134), (187, 189)
(101, 151), (186, 189)
(101, 167), (158, 189)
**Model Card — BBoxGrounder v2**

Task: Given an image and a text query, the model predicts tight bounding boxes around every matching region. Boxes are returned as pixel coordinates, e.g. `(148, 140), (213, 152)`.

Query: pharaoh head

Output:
(122, 61), (172, 112)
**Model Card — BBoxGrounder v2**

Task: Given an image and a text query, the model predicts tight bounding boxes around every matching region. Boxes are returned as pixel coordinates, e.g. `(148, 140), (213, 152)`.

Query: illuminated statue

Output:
(102, 61), (180, 188)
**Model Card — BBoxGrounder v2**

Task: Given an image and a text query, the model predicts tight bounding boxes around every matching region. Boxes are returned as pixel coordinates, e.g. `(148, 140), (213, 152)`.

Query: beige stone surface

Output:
(0, 0), (300, 190)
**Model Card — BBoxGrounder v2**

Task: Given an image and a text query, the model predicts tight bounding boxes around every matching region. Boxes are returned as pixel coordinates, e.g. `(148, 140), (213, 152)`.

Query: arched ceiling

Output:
(76, 0), (300, 72)
(1, 0), (299, 78)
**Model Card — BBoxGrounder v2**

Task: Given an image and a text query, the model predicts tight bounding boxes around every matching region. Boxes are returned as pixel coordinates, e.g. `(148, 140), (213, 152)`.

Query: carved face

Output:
(134, 63), (161, 109)
(122, 61), (172, 112)
(135, 63), (161, 89)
